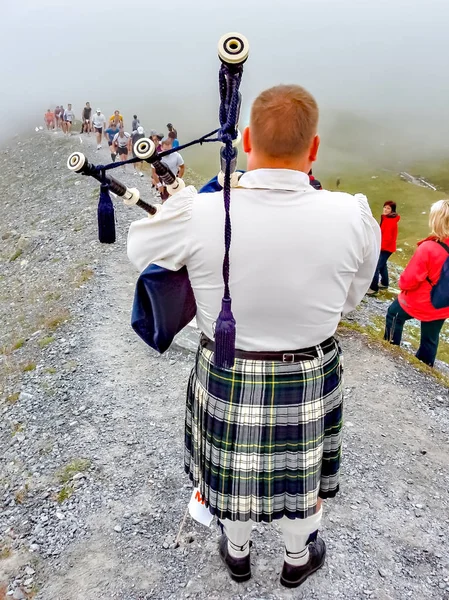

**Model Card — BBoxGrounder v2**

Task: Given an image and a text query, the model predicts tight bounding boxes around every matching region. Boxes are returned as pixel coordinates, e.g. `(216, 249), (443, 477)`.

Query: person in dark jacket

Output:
(384, 199), (449, 366)
(367, 201), (400, 294)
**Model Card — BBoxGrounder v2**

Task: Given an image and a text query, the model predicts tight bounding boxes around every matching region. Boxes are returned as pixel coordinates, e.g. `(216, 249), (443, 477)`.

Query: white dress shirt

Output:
(127, 169), (380, 351)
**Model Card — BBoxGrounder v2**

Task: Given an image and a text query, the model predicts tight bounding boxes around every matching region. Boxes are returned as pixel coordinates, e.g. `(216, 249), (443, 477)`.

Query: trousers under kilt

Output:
(184, 337), (344, 523)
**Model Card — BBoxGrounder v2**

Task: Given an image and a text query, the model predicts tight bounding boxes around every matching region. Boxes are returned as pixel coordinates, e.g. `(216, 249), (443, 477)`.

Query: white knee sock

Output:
(221, 519), (253, 558)
(279, 508), (323, 566)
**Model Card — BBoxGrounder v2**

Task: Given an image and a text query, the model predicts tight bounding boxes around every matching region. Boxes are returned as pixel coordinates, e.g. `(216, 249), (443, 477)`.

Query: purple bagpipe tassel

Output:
(214, 297), (236, 369)
(97, 182), (116, 244)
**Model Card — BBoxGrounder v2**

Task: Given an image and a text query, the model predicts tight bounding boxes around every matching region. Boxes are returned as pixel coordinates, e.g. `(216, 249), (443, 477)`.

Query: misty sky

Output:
(3, 0), (449, 166)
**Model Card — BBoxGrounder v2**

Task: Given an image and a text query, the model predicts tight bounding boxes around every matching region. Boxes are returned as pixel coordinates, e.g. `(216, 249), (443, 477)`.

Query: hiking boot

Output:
(219, 534), (251, 583)
(379, 284), (389, 289)
(366, 288), (377, 296)
(280, 537), (326, 588)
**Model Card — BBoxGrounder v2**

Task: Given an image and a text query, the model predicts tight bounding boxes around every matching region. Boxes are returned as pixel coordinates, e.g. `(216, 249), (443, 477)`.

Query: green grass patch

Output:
(57, 458), (91, 484)
(12, 338), (25, 351)
(6, 392), (20, 404)
(44, 366), (57, 374)
(38, 336), (55, 348)
(339, 320), (449, 387)
(74, 268), (94, 287)
(9, 248), (23, 262)
(0, 544), (12, 559)
(22, 362), (36, 372)
(412, 159), (449, 193)
(45, 291), (62, 302)
(11, 422), (24, 436)
(14, 484), (29, 504)
(56, 484), (74, 503)
(39, 308), (70, 332)
(1, 338), (26, 355)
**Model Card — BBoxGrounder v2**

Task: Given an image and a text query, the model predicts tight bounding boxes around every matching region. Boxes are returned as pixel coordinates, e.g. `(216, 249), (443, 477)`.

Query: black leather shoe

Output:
(219, 534), (251, 583)
(280, 537), (326, 588)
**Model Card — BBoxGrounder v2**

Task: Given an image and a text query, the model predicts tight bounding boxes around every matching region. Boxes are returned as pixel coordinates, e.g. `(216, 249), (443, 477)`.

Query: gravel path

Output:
(1, 131), (448, 600)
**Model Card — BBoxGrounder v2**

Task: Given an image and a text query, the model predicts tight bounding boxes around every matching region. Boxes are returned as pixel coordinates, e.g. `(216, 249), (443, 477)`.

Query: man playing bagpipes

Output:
(68, 33), (380, 588)
(126, 84), (380, 587)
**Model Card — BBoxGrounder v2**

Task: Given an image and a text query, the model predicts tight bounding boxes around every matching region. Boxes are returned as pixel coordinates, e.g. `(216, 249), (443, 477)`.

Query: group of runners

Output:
(44, 102), (184, 193)
(44, 105), (75, 134)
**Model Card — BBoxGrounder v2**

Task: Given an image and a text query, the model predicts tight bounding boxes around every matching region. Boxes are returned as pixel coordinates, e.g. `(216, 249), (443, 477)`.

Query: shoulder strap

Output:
(437, 240), (449, 255)
(427, 240), (449, 286)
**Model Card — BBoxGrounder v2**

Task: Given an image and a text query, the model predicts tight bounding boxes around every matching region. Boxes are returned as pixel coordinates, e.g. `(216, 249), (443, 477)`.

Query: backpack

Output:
(427, 241), (449, 309)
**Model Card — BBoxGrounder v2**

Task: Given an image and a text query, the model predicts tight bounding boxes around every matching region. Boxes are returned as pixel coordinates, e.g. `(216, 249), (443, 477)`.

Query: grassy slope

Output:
(320, 170), (447, 265)
(413, 159), (449, 192)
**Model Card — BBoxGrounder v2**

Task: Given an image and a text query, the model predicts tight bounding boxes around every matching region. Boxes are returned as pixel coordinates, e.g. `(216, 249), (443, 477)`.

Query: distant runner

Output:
(167, 122), (178, 139)
(82, 102), (92, 134)
(63, 104), (75, 135)
(131, 126), (145, 177)
(109, 110), (124, 128)
(157, 138), (185, 201)
(104, 122), (120, 162)
(132, 115), (140, 131)
(55, 106), (64, 129)
(59, 106), (65, 132)
(113, 126), (132, 169)
(44, 109), (55, 130)
(92, 109), (106, 149)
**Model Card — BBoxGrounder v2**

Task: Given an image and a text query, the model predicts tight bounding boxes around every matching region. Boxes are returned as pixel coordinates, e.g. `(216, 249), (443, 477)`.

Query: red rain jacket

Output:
(399, 236), (449, 321)
(380, 213), (400, 253)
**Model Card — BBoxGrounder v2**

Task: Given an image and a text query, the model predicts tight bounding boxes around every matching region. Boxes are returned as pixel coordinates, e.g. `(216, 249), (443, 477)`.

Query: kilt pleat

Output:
(184, 340), (343, 522)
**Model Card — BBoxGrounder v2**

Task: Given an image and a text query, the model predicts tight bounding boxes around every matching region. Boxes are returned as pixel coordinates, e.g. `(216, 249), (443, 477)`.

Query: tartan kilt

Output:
(184, 338), (343, 523)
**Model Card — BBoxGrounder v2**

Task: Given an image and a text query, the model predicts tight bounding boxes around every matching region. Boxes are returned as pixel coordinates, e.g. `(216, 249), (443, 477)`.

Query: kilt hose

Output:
(184, 337), (343, 523)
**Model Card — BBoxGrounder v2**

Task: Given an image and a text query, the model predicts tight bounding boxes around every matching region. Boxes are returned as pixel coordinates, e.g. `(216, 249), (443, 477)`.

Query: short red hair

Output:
(250, 85), (318, 158)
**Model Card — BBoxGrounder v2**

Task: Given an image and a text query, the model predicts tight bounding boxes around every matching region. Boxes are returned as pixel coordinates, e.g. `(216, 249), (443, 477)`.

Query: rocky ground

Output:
(1, 130), (448, 600)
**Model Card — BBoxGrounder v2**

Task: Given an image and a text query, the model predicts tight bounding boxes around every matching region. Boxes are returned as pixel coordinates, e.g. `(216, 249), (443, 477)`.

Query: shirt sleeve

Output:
(177, 153), (184, 167)
(342, 194), (381, 315)
(127, 186), (197, 272)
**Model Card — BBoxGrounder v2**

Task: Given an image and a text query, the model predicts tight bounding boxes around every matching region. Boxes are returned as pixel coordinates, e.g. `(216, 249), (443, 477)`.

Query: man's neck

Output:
(247, 154), (311, 173)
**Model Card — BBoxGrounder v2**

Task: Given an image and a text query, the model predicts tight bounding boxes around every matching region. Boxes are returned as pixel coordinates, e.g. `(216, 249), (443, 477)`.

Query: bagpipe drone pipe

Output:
(67, 32), (249, 367)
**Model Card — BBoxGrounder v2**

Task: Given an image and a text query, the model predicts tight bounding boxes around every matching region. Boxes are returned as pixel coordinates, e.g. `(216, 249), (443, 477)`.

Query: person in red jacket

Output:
(384, 199), (449, 366)
(367, 201), (400, 294)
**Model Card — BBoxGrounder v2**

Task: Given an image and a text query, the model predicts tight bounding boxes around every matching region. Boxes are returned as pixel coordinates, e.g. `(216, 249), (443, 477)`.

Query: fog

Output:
(3, 0), (449, 173)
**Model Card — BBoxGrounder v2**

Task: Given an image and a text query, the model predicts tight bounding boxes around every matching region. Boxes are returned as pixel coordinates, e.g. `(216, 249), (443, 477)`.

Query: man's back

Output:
(129, 168), (379, 351)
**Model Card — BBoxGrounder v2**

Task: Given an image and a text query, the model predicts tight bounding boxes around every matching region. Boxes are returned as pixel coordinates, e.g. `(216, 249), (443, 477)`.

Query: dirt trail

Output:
(1, 131), (449, 600)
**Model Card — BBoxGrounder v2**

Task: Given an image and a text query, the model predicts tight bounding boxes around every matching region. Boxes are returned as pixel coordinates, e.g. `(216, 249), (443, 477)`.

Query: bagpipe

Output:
(67, 33), (249, 368)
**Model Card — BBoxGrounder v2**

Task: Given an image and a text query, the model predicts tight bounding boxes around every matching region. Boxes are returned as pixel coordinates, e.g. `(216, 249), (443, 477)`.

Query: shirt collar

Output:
(238, 169), (311, 191)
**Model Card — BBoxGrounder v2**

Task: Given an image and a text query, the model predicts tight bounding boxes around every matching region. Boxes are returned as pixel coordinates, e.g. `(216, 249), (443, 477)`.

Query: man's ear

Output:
(309, 134), (320, 163)
(243, 126), (251, 154)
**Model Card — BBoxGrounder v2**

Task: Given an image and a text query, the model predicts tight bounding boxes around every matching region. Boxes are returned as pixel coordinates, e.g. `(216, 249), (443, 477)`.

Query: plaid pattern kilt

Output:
(184, 338), (343, 523)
